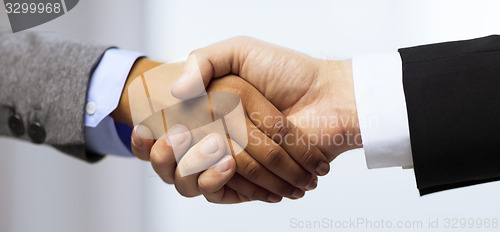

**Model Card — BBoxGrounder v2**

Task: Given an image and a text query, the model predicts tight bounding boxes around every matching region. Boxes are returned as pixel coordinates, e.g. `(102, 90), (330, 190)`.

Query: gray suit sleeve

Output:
(0, 31), (111, 162)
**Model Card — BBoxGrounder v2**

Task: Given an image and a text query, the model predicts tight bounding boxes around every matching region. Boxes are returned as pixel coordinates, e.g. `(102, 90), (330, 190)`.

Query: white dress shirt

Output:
(352, 52), (414, 169)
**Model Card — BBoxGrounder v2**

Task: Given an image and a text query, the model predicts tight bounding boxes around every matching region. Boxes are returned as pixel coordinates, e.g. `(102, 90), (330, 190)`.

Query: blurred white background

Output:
(1, 0), (500, 231)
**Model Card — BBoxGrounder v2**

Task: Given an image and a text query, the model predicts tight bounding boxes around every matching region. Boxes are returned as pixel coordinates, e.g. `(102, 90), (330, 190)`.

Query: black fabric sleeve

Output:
(399, 35), (500, 195)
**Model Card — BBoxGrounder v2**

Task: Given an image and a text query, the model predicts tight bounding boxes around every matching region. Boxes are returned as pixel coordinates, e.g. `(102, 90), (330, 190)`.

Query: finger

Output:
(131, 125), (155, 161)
(225, 173), (282, 203)
(243, 121), (316, 191)
(171, 36), (256, 100)
(201, 172), (282, 204)
(150, 125), (192, 185)
(232, 138), (306, 199)
(203, 186), (247, 204)
(246, 91), (330, 176)
(198, 155), (241, 204)
(174, 133), (227, 197)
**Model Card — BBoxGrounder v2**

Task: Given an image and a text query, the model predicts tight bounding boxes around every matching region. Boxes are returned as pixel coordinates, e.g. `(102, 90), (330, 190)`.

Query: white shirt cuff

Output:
(84, 48), (144, 127)
(84, 49), (144, 156)
(352, 52), (414, 169)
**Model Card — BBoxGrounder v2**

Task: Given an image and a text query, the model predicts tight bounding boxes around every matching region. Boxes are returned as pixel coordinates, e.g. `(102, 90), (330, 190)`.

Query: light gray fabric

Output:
(0, 30), (110, 162)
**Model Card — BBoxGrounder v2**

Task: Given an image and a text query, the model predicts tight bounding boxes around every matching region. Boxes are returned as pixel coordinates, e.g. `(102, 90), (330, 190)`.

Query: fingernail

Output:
(167, 125), (187, 146)
(215, 155), (232, 173)
(292, 189), (304, 199)
(172, 72), (189, 90)
(200, 134), (222, 155)
(171, 72), (191, 99)
(268, 194), (282, 203)
(171, 58), (206, 100)
(305, 179), (318, 191)
(316, 161), (330, 176)
(132, 125), (148, 146)
(132, 135), (142, 147)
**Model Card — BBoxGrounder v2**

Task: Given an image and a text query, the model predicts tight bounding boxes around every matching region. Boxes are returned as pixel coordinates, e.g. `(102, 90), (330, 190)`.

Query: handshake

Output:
(111, 37), (362, 203)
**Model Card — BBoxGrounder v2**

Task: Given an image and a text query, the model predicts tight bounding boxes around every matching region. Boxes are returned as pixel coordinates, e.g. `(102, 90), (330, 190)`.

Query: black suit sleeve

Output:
(399, 35), (500, 195)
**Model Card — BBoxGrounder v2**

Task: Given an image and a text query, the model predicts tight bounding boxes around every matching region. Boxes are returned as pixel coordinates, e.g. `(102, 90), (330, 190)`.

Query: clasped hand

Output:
(113, 37), (361, 204)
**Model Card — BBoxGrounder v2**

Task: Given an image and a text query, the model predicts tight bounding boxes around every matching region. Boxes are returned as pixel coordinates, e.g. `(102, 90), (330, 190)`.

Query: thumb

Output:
(131, 125), (155, 161)
(170, 36), (254, 100)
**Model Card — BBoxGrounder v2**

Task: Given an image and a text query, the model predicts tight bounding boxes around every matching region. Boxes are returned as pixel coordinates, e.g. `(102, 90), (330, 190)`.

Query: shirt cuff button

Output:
(86, 102), (97, 115)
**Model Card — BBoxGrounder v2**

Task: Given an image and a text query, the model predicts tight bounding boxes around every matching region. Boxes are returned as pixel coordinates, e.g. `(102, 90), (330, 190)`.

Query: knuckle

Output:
(248, 188), (261, 201)
(250, 188), (269, 201)
(132, 144), (150, 161)
(263, 146), (285, 168)
(132, 151), (147, 161)
(291, 173), (313, 188)
(157, 172), (174, 185)
(197, 179), (212, 194)
(301, 148), (318, 168)
(276, 183), (295, 197)
(150, 148), (165, 165)
(241, 160), (261, 181)
(270, 118), (291, 145)
(177, 189), (191, 198)
(295, 190), (305, 199)
(236, 192), (250, 202)
(150, 154), (175, 184)
(204, 195), (214, 203)
(175, 184), (198, 198)
(205, 196), (218, 204)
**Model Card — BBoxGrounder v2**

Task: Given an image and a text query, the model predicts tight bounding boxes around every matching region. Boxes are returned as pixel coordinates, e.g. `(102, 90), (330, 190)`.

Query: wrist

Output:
(111, 58), (162, 127)
(320, 59), (362, 152)
(338, 60), (361, 150)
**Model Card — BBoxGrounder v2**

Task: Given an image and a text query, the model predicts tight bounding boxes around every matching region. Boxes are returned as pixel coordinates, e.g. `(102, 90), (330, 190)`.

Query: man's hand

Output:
(114, 59), (329, 203)
(171, 37), (362, 160)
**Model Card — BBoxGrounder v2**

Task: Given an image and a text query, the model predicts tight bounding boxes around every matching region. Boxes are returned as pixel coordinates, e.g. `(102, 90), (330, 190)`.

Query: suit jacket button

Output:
(8, 113), (25, 137)
(28, 121), (46, 144)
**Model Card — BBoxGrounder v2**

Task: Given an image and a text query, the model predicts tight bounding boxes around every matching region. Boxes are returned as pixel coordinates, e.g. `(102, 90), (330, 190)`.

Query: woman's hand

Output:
(119, 61), (329, 203)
